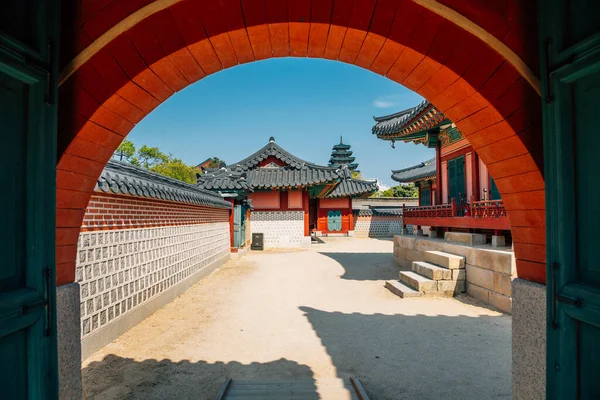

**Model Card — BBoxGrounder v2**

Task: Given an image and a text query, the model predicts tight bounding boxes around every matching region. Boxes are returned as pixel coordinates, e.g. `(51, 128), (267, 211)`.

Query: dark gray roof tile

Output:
(391, 157), (436, 183)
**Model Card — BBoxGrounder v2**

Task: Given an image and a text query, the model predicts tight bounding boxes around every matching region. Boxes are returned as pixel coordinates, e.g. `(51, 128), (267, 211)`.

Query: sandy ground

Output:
(82, 237), (512, 400)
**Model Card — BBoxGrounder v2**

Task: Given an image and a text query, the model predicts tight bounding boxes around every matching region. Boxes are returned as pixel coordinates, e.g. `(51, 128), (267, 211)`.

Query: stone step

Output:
(385, 280), (422, 298)
(424, 250), (465, 269)
(412, 261), (452, 280)
(399, 271), (438, 292)
(444, 231), (486, 246)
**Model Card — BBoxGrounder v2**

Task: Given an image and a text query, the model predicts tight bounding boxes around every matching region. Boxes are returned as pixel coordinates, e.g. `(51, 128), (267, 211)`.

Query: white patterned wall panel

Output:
(354, 217), (404, 237)
(76, 222), (230, 338)
(251, 211), (305, 247)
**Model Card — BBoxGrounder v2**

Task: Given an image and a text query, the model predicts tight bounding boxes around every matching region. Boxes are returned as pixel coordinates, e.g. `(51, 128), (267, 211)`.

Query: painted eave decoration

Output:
(97, 160), (231, 208)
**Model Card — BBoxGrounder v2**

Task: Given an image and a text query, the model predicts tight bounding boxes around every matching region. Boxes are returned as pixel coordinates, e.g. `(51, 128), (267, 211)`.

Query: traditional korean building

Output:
(329, 137), (359, 171)
(197, 137), (378, 249)
(373, 101), (509, 244)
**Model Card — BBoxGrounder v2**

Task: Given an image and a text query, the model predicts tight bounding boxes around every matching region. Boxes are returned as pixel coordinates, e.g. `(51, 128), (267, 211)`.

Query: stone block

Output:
(466, 264), (495, 291)
(452, 269), (466, 281)
(393, 256), (411, 270)
(473, 249), (513, 275)
(444, 231), (486, 246)
(494, 273), (512, 297)
(429, 229), (439, 239)
(492, 235), (506, 247)
(412, 261), (451, 280)
(425, 251), (465, 269)
(393, 235), (401, 246)
(397, 235), (416, 250)
(393, 245), (406, 259)
(57, 282), (82, 400)
(416, 228), (424, 236)
(512, 278), (546, 400)
(489, 291), (512, 313)
(399, 271), (437, 292)
(467, 282), (490, 303)
(441, 242), (477, 263)
(405, 249), (424, 263)
(414, 238), (444, 253)
(438, 279), (465, 294)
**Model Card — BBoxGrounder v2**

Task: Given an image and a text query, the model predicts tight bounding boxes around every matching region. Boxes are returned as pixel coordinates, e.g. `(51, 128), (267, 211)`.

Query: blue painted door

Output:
(541, 0), (600, 397)
(327, 210), (342, 232)
(0, 1), (59, 397)
(420, 187), (431, 206)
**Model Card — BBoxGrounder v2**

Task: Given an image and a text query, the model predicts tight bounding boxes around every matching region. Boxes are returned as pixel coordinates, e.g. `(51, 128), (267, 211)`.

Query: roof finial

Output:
(269, 136), (275, 143)
(340, 136), (343, 144)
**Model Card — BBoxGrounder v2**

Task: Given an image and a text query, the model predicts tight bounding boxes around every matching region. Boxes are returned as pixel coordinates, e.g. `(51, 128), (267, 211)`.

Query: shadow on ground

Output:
(82, 357), (316, 399)
(318, 252), (399, 281)
(299, 306), (512, 400)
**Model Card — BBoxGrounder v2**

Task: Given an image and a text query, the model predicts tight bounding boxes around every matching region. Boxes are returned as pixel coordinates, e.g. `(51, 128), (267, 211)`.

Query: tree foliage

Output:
(115, 140), (136, 162)
(379, 183), (419, 198)
(351, 171), (363, 179)
(112, 140), (198, 184)
(206, 157), (225, 169)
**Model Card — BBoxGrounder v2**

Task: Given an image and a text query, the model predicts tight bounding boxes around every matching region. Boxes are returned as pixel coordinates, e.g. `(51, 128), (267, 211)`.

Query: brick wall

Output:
(82, 193), (229, 230)
(76, 192), (230, 358)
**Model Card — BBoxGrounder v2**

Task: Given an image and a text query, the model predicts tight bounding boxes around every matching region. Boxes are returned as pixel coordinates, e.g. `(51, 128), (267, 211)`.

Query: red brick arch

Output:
(57, 0), (545, 285)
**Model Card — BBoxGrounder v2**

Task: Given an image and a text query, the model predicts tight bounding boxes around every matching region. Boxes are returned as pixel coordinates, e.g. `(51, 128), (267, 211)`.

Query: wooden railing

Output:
(470, 199), (507, 218)
(402, 198), (506, 219)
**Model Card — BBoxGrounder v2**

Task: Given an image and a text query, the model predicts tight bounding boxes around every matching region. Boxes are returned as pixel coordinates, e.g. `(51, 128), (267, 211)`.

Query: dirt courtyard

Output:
(82, 237), (512, 400)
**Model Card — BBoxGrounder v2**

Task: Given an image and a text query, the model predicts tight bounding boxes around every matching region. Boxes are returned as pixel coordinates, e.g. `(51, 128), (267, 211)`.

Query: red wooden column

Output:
(303, 190), (310, 236)
(435, 143), (442, 205)
(348, 200), (355, 232)
(471, 150), (480, 201)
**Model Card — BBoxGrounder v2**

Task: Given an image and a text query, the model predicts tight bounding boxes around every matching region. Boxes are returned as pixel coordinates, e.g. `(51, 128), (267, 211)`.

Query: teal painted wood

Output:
(233, 205), (242, 248)
(448, 156), (466, 214)
(327, 211), (342, 232)
(540, 1), (600, 398)
(0, 1), (59, 398)
(489, 177), (501, 201)
(421, 187), (431, 206)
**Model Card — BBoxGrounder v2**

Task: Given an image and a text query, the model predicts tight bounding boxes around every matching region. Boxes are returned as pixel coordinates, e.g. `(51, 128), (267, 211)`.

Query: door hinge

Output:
(551, 262), (583, 330)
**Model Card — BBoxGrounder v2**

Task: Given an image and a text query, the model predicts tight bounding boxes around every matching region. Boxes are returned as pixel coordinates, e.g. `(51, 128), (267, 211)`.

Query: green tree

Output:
(137, 145), (169, 168)
(351, 171), (363, 179)
(114, 139), (136, 162)
(151, 158), (197, 184)
(379, 183), (418, 198)
(206, 157), (225, 169)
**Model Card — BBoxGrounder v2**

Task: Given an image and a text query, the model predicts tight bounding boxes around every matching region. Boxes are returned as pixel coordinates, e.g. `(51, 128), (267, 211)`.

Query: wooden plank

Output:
(403, 216), (510, 230)
(216, 378), (232, 400)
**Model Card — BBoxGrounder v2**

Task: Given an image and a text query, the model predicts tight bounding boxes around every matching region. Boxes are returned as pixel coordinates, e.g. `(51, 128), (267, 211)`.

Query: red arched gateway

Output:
(56, 0), (546, 291)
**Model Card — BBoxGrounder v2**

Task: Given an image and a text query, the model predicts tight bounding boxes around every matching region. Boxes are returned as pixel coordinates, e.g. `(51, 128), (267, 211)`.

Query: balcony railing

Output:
(401, 197), (509, 230)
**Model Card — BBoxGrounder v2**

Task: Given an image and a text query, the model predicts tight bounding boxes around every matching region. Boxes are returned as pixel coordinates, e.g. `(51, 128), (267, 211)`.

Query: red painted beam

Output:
(404, 216), (510, 230)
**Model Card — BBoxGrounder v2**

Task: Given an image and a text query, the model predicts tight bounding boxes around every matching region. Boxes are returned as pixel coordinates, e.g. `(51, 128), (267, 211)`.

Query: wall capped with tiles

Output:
(250, 211), (308, 248)
(76, 194), (230, 358)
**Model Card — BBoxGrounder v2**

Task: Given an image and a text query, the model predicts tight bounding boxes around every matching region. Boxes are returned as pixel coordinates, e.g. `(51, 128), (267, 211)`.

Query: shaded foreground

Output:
(83, 238), (511, 400)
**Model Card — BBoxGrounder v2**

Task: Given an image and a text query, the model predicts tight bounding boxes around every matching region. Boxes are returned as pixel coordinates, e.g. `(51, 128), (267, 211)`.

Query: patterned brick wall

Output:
(76, 193), (230, 343)
(354, 214), (405, 237)
(251, 211), (306, 247)
(82, 193), (229, 231)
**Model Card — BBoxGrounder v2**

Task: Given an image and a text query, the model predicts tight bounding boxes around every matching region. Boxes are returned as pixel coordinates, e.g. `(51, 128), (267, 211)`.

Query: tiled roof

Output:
(96, 160), (230, 208)
(372, 101), (448, 142)
(228, 137), (315, 171)
(391, 157), (437, 183)
(247, 166), (343, 189)
(196, 169), (252, 191)
(327, 178), (378, 198)
(354, 209), (404, 216)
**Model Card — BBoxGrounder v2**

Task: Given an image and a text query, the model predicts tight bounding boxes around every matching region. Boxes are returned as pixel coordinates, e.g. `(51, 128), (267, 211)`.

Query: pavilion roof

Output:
(391, 157), (437, 183)
(327, 178), (378, 198)
(197, 137), (375, 198)
(96, 160), (230, 208)
(372, 100), (449, 142)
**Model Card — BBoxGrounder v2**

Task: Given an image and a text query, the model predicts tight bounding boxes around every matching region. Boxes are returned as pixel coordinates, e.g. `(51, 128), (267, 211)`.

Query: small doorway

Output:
(327, 210), (342, 232)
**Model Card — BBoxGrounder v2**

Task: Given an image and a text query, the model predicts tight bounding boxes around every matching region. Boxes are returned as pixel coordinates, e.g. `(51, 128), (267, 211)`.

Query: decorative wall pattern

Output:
(353, 213), (405, 237)
(251, 211), (305, 247)
(76, 222), (229, 338)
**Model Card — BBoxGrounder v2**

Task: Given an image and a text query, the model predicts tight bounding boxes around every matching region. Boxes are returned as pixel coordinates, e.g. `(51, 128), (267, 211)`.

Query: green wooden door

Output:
(448, 156), (466, 214)
(327, 210), (342, 232)
(541, 0), (600, 398)
(420, 187), (431, 206)
(0, 1), (59, 398)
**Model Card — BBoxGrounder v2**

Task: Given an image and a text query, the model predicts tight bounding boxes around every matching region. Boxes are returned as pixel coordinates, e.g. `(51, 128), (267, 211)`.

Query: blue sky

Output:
(127, 58), (434, 187)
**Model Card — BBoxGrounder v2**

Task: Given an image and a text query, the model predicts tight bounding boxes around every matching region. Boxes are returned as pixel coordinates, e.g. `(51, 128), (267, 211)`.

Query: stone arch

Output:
(57, 0), (545, 285)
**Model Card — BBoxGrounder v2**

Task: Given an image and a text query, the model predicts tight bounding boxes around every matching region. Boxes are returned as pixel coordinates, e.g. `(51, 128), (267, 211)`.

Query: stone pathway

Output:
(82, 237), (511, 400)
